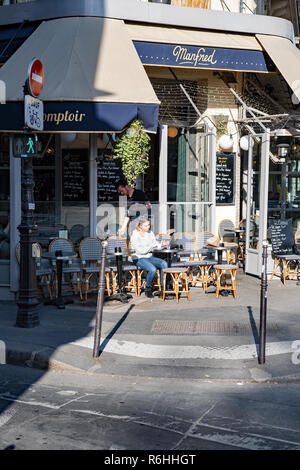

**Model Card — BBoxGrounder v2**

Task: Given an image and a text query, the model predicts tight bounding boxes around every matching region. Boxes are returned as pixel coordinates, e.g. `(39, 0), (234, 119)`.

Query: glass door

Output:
(165, 126), (214, 235)
(245, 132), (270, 277)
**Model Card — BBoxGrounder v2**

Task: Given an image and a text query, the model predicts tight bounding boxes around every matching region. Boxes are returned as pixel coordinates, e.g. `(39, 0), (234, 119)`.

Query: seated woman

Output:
(130, 216), (168, 298)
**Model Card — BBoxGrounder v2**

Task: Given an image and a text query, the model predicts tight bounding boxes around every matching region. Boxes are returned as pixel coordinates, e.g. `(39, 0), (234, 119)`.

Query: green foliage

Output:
(214, 114), (229, 139)
(113, 120), (151, 187)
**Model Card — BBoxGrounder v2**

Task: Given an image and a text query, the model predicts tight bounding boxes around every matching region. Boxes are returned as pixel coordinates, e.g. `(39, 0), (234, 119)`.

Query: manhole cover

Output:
(151, 320), (281, 336)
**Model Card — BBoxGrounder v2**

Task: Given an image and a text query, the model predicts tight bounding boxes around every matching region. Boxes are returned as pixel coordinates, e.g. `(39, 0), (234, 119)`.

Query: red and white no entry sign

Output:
(27, 58), (44, 97)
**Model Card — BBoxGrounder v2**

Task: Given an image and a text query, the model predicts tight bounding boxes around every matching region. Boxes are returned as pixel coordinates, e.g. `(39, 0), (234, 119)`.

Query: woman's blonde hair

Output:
(136, 216), (151, 232)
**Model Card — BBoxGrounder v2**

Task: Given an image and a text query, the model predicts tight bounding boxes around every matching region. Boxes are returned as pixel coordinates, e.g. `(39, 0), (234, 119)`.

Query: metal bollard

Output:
(93, 240), (108, 358)
(258, 239), (268, 364)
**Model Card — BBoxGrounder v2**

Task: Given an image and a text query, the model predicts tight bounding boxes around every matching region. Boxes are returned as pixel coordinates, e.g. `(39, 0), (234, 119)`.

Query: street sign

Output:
(13, 134), (38, 158)
(27, 58), (44, 97)
(24, 94), (43, 131)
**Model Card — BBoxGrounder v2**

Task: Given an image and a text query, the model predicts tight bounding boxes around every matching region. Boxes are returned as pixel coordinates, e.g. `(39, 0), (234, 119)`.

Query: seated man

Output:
(116, 179), (152, 237)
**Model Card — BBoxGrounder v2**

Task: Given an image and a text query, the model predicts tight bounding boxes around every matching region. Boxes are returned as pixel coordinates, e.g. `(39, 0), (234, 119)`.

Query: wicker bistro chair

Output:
(270, 228), (300, 285)
(218, 219), (236, 242)
(162, 267), (190, 303)
(170, 232), (197, 265)
(218, 219), (238, 263)
(156, 233), (172, 244)
(170, 232), (209, 286)
(270, 254), (300, 285)
(106, 236), (138, 296)
(79, 237), (111, 301)
(16, 242), (53, 299)
(69, 224), (84, 249)
(215, 264), (238, 299)
(172, 232), (218, 290)
(48, 238), (83, 300)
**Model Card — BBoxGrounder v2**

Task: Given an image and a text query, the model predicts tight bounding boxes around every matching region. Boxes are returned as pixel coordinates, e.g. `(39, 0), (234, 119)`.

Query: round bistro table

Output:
(42, 250), (77, 309)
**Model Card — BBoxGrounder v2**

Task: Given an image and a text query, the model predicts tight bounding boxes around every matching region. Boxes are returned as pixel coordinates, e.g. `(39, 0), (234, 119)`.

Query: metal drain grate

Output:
(151, 320), (281, 336)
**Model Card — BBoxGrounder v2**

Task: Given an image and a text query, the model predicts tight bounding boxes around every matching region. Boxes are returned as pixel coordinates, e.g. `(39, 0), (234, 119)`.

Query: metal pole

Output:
(281, 161), (287, 220)
(15, 155), (40, 328)
(93, 240), (108, 358)
(258, 239), (268, 364)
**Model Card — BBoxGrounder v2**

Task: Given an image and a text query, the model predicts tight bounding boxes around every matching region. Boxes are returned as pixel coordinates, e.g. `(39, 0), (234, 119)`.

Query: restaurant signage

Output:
(133, 41), (276, 73)
(0, 101), (159, 133)
(216, 153), (235, 205)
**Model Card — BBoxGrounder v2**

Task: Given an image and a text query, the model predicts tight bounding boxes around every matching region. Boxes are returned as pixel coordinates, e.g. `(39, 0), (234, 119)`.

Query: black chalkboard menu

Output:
(97, 149), (124, 202)
(63, 149), (89, 203)
(269, 219), (295, 255)
(216, 153), (235, 205)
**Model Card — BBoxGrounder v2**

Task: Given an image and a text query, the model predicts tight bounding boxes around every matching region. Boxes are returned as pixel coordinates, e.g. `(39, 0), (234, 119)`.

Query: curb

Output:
(5, 344), (87, 374)
(5, 343), (300, 384)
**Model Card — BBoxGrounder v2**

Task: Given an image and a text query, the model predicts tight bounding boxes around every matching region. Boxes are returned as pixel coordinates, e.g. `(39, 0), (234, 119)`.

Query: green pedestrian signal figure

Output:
(26, 137), (35, 155)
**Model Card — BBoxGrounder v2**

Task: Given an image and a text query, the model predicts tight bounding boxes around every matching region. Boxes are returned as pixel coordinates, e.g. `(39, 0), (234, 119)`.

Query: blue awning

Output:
(0, 101), (159, 133)
(134, 41), (275, 73)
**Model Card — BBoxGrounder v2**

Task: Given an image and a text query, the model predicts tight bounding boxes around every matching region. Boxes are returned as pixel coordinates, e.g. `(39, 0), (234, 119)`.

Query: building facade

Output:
(0, 0), (300, 298)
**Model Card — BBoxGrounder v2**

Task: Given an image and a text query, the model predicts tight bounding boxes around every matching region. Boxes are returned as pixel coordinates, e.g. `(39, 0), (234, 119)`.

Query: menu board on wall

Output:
(63, 149), (89, 203)
(270, 219), (295, 255)
(216, 152), (235, 205)
(97, 149), (124, 202)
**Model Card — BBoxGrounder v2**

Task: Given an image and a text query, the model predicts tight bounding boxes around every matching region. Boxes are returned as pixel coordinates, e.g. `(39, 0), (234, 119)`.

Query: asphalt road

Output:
(1, 364), (300, 454)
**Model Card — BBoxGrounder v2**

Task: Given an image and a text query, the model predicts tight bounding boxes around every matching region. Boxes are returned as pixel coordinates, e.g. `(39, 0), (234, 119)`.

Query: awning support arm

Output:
(0, 20), (27, 59)
(168, 68), (216, 130)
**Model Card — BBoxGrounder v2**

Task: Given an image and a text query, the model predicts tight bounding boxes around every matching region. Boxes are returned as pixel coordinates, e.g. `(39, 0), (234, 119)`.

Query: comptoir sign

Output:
(43, 110), (87, 126)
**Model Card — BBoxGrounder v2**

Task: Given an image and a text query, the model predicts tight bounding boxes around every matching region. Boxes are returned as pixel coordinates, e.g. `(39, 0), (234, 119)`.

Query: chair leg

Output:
(46, 276), (52, 299)
(53, 274), (58, 298)
(192, 271), (199, 287)
(282, 260), (287, 285)
(106, 273), (111, 297)
(157, 270), (161, 291)
(112, 273), (117, 295)
(162, 273), (167, 301)
(270, 258), (280, 281)
(174, 273), (179, 304)
(83, 275), (89, 301)
(137, 270), (142, 296)
(185, 274), (190, 301)
(203, 267), (208, 292)
(216, 269), (220, 299)
(40, 275), (52, 299)
(76, 274), (82, 300)
(132, 272), (138, 296)
(69, 273), (76, 296)
(232, 270), (237, 299)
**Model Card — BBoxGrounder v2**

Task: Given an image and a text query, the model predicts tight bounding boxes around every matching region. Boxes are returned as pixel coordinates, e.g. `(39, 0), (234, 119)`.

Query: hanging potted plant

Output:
(112, 120), (151, 187)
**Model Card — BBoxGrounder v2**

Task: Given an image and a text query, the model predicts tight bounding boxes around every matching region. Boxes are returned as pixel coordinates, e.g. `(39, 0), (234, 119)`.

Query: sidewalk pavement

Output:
(1, 270), (300, 383)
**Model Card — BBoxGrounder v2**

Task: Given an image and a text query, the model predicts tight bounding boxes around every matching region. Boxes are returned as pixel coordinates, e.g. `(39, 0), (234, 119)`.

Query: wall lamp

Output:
(276, 143), (290, 162)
